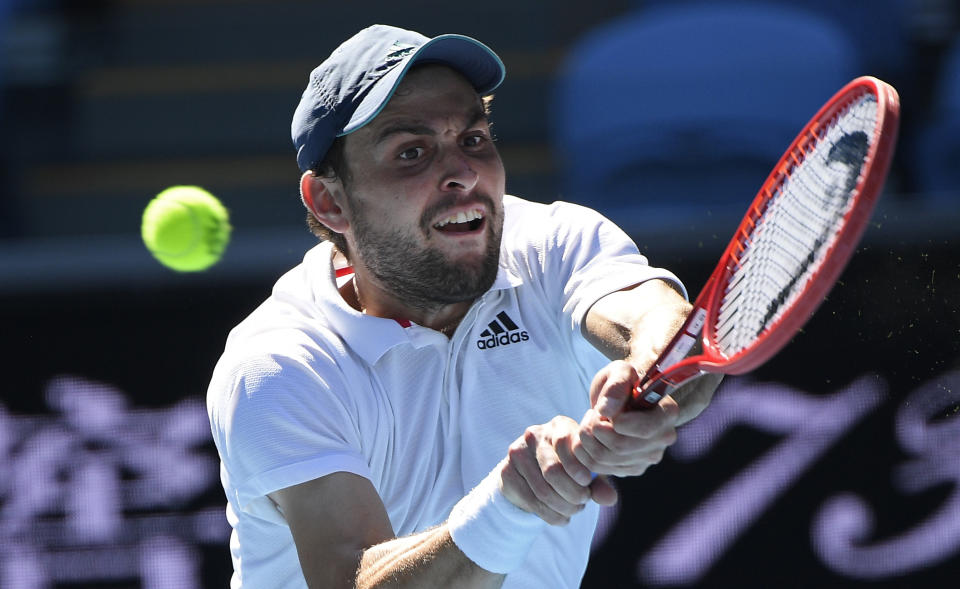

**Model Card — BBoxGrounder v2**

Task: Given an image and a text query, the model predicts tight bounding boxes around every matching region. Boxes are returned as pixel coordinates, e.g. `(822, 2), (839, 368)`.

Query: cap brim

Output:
(341, 34), (506, 136)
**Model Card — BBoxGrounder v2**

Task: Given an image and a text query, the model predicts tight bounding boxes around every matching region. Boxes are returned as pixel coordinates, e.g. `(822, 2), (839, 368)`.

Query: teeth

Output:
(435, 208), (483, 228)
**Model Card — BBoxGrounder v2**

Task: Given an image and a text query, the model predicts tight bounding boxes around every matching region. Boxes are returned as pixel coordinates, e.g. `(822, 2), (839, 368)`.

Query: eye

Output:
(398, 146), (425, 161)
(462, 134), (487, 148)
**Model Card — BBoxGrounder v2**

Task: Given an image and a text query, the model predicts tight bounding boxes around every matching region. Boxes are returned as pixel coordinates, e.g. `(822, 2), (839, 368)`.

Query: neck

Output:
(345, 270), (474, 336)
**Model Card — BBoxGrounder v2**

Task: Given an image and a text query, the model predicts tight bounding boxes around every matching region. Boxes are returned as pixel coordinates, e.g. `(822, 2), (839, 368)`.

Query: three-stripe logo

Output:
(476, 311), (530, 350)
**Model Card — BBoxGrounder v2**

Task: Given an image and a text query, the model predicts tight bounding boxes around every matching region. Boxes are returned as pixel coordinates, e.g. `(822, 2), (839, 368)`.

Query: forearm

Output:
(585, 280), (689, 367)
(666, 370), (723, 425)
(275, 473), (507, 589)
(358, 461), (548, 588)
(278, 464), (547, 588)
(357, 526), (504, 589)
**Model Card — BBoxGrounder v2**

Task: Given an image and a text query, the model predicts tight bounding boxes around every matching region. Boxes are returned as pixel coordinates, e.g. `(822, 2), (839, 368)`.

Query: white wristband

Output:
(447, 465), (547, 574)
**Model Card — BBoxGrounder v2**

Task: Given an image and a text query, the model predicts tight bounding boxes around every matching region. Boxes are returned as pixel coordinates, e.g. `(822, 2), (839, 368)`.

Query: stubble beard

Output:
(349, 194), (503, 312)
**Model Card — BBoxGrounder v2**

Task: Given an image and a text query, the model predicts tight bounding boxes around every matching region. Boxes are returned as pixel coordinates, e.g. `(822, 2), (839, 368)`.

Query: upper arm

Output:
(270, 472), (396, 589)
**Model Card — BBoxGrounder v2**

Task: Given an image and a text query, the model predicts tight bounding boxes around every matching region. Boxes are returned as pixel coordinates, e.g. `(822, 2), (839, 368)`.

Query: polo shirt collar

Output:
(305, 242), (523, 365)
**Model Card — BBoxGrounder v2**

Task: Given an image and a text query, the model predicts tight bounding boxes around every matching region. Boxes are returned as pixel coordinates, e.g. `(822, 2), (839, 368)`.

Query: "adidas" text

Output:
(477, 331), (530, 350)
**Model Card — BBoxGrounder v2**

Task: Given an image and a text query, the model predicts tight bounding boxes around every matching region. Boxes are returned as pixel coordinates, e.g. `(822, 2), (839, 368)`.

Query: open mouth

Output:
(433, 208), (485, 234)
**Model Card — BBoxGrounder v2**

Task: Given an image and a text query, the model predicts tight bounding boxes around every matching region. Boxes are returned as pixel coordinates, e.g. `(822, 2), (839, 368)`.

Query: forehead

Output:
(368, 65), (484, 127)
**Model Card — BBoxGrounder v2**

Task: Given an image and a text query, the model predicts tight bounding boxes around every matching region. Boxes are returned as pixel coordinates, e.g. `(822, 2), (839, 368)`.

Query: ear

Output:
(300, 171), (349, 233)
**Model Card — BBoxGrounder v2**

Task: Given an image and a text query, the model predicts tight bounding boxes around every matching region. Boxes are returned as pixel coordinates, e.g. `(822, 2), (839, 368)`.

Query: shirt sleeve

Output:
(209, 330), (371, 518)
(526, 199), (687, 333)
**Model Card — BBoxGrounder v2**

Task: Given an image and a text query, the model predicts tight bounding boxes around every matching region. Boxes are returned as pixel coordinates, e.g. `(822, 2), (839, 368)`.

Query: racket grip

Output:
(629, 378), (671, 410)
(629, 360), (705, 410)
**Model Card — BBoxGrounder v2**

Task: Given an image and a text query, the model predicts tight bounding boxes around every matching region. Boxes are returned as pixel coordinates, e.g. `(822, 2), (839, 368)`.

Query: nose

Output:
(439, 150), (479, 193)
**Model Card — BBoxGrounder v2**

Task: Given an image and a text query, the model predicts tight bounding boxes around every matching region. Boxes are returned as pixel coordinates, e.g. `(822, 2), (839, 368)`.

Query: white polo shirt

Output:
(207, 195), (685, 588)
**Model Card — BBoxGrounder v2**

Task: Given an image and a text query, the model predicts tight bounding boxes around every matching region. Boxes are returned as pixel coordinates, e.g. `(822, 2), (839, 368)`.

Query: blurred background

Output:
(1, 0), (959, 587)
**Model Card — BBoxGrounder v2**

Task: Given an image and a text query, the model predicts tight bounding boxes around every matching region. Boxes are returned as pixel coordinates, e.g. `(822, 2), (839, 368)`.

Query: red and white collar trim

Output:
(334, 265), (412, 328)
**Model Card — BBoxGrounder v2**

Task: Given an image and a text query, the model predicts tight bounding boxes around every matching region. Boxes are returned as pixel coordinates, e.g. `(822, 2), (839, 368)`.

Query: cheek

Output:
(352, 168), (431, 205)
(350, 194), (425, 237)
(483, 157), (507, 193)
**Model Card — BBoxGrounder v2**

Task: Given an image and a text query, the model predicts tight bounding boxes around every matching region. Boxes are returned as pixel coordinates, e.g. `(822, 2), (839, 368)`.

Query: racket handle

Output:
(628, 307), (707, 411)
(629, 361), (707, 410)
(629, 378), (671, 410)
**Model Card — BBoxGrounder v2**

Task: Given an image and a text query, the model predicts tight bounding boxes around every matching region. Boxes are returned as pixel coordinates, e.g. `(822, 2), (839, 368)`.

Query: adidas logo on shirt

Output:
(476, 311), (530, 350)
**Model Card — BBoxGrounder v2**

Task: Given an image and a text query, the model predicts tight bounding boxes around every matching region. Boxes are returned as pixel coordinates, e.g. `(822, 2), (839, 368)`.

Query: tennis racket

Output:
(631, 76), (900, 409)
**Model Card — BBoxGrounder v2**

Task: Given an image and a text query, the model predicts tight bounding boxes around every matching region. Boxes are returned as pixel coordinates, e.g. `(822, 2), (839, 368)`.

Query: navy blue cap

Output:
(292, 24), (506, 173)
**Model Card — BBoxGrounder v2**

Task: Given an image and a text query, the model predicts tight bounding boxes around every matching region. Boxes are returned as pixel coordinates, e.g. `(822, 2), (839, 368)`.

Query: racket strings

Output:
(715, 94), (878, 356)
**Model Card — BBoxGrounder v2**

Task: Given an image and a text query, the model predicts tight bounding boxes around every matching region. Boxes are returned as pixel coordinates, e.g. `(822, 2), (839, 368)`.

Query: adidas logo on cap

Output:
(477, 311), (529, 350)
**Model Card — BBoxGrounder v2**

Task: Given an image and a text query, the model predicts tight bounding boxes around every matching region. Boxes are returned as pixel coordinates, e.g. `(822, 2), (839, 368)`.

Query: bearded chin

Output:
(352, 216), (503, 311)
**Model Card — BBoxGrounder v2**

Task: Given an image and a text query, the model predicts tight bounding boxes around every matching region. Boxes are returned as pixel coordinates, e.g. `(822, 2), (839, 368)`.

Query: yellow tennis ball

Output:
(141, 186), (231, 272)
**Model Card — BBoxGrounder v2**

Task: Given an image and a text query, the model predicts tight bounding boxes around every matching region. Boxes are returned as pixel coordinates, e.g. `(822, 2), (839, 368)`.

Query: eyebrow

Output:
(374, 105), (488, 145)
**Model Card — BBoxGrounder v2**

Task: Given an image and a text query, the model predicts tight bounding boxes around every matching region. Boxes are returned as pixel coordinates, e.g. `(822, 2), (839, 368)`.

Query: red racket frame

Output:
(631, 76), (900, 409)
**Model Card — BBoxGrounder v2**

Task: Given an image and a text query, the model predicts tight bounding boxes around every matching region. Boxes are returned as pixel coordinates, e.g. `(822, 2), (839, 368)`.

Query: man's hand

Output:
(584, 280), (723, 426)
(499, 416), (597, 525)
(573, 361), (680, 485)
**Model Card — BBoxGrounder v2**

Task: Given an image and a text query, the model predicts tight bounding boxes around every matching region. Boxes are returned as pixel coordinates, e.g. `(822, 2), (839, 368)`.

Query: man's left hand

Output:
(572, 361), (680, 499)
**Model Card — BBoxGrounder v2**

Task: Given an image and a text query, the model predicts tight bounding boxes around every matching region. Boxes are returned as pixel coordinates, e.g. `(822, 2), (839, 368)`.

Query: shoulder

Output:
(206, 284), (364, 433)
(213, 240), (355, 388)
(503, 195), (623, 244)
(208, 325), (348, 425)
(500, 194), (639, 266)
(503, 194), (609, 227)
(206, 315), (375, 484)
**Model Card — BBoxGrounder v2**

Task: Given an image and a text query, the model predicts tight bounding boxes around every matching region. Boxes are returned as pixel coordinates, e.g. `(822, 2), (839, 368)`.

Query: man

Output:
(207, 24), (721, 588)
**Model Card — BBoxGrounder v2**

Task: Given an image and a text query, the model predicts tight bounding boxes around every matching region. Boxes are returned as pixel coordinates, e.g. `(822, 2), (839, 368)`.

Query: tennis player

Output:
(207, 24), (721, 588)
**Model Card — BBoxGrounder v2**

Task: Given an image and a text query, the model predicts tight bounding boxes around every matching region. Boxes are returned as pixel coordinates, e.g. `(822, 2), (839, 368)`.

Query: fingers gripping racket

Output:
(631, 76), (900, 409)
